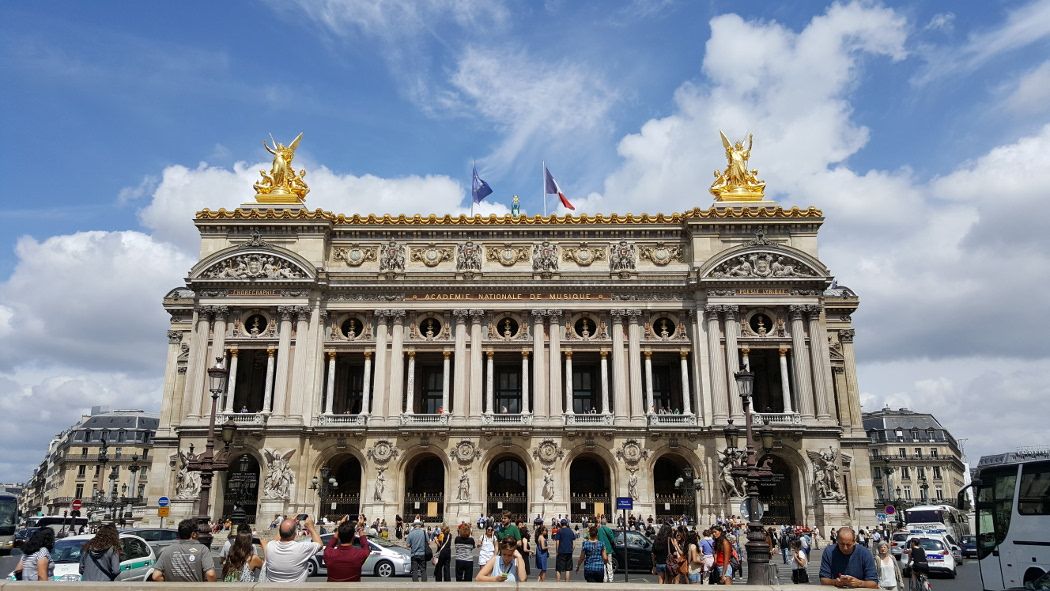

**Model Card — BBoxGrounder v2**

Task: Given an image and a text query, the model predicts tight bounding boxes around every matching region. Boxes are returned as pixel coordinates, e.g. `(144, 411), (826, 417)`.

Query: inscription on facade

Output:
(406, 293), (608, 301)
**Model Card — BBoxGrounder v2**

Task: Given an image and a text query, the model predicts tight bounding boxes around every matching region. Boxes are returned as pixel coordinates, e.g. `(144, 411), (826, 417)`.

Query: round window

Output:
(498, 317), (520, 338)
(653, 317), (676, 338)
(574, 317), (597, 339)
(419, 317), (442, 338)
(341, 318), (363, 339)
(244, 314), (269, 336)
(749, 313), (772, 335)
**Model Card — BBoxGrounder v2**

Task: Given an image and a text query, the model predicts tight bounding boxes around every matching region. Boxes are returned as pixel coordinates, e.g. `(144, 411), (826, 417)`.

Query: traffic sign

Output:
(158, 496), (170, 508)
(885, 505), (896, 515)
(158, 507), (170, 518)
(616, 497), (633, 511)
(876, 513), (888, 523)
(71, 499), (82, 511)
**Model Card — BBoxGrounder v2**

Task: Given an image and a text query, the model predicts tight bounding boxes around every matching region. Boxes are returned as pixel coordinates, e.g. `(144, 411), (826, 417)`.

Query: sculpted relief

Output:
(200, 254), (307, 280)
(710, 252), (816, 279)
(262, 448), (296, 500)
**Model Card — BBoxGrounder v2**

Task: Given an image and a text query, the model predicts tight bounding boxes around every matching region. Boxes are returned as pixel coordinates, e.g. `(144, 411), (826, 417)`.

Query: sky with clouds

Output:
(3, 0), (1050, 482)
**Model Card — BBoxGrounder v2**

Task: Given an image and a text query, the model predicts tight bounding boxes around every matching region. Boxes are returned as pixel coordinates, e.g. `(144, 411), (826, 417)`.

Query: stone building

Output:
(146, 138), (876, 529)
(20, 409), (158, 519)
(864, 407), (967, 508)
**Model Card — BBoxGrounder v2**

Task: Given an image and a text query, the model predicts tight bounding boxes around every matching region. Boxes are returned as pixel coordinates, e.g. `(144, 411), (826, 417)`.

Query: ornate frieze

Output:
(639, 242), (684, 266)
(609, 240), (637, 273)
(378, 241), (406, 272)
(366, 440), (399, 464)
(457, 241), (483, 272)
(200, 254), (307, 280)
(532, 439), (565, 465)
(562, 243), (606, 267)
(710, 252), (816, 279)
(532, 241), (559, 273)
(615, 439), (650, 467)
(486, 244), (530, 267)
(410, 245), (454, 268)
(449, 440), (483, 464)
(333, 245), (377, 267)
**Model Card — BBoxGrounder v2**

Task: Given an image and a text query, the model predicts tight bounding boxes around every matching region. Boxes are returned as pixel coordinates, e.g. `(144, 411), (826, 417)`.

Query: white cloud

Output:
(1005, 60), (1050, 114)
(924, 12), (954, 32)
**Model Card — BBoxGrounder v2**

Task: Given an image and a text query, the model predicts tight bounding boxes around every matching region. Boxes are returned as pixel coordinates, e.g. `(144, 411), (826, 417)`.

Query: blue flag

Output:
(472, 164), (493, 204)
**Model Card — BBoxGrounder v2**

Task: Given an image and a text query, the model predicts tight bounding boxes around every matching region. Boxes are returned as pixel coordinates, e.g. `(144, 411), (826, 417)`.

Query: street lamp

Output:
(723, 367), (776, 585)
(673, 467), (703, 526)
(182, 356), (237, 546)
(311, 466), (339, 520)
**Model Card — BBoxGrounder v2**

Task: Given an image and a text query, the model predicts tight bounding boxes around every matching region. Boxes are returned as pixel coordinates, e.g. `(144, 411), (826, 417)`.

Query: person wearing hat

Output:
(406, 518), (428, 581)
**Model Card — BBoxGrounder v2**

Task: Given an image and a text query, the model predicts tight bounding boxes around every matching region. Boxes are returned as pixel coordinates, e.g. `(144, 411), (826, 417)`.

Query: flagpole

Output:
(471, 160), (475, 217)
(542, 160), (547, 217)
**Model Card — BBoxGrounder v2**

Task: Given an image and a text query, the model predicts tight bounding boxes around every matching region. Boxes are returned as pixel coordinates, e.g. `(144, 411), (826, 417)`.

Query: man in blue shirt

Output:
(819, 526), (878, 588)
(405, 519), (428, 582)
(554, 519), (577, 582)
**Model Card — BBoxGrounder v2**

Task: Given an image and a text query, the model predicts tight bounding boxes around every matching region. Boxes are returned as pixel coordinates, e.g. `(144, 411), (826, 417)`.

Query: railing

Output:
(564, 413), (613, 426)
(648, 414), (695, 426)
(220, 412), (267, 426)
(315, 414), (368, 427)
(399, 413), (450, 426)
(482, 413), (533, 425)
(754, 412), (802, 425)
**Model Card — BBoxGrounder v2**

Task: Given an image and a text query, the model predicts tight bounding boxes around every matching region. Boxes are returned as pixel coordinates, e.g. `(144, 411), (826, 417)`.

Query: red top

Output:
(324, 531), (371, 582)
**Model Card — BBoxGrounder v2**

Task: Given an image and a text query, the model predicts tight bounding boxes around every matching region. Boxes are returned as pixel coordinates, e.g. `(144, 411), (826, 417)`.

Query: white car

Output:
(8, 533), (156, 582)
(901, 536), (957, 579)
(308, 533), (412, 578)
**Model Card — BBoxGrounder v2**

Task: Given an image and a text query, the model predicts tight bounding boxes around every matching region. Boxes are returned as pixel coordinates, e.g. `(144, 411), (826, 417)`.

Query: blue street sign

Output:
(616, 497), (633, 510)
(158, 496), (170, 508)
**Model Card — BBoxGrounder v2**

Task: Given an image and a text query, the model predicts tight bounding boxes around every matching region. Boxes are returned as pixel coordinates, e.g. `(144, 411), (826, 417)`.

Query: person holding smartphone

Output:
(818, 527), (878, 589)
(476, 537), (527, 582)
(261, 515), (323, 582)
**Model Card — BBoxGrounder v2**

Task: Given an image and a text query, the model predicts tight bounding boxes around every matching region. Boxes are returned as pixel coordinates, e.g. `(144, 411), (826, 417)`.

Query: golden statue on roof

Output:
(710, 131), (766, 201)
(254, 132), (309, 203)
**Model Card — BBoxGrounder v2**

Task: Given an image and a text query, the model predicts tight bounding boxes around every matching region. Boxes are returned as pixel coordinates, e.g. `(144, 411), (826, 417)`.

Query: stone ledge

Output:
(0, 583), (823, 590)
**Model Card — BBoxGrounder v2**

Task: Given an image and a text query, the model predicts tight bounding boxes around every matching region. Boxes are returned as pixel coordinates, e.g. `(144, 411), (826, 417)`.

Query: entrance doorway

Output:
(222, 454), (260, 523)
(757, 454), (797, 524)
(487, 456), (527, 520)
(318, 455), (362, 521)
(404, 454), (445, 523)
(569, 455), (611, 522)
(654, 455), (696, 524)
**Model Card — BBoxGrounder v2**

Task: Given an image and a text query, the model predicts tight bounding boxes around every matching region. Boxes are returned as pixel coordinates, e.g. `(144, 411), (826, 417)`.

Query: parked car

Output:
(890, 532), (910, 558)
(120, 528), (179, 554)
(960, 535), (977, 559)
(610, 529), (654, 573)
(13, 527), (40, 550)
(8, 533), (155, 581)
(901, 536), (957, 578)
(308, 533), (412, 578)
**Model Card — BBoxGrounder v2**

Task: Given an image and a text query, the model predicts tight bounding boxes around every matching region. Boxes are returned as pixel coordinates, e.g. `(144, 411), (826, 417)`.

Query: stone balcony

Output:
(754, 412), (802, 426)
(647, 413), (696, 427)
(220, 412), (267, 426)
(564, 413), (614, 426)
(399, 413), (450, 427)
(482, 413), (533, 426)
(314, 414), (368, 427)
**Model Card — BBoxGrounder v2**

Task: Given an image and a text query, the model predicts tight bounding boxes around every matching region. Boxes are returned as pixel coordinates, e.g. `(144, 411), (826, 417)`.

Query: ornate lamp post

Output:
(183, 357), (238, 545)
(674, 467), (703, 526)
(723, 368), (776, 584)
(310, 465), (339, 520)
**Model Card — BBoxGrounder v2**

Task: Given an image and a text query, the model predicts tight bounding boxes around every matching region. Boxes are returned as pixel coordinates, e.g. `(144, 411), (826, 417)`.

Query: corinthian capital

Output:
(625, 309), (642, 318)
(610, 309), (626, 320)
(292, 305), (311, 321)
(546, 309), (564, 320)
(468, 309), (485, 319)
(721, 305), (739, 321)
(530, 309), (548, 320)
(211, 305), (229, 321)
(789, 305), (806, 320)
(388, 309), (407, 322)
(167, 330), (182, 344)
(277, 305), (294, 321)
(452, 308), (471, 321)
(703, 304), (722, 315)
(838, 329), (855, 343)
(804, 304), (823, 317)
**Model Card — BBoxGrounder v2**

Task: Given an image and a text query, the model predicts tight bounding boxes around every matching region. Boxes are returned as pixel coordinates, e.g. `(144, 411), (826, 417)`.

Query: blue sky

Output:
(2, 0), (1050, 481)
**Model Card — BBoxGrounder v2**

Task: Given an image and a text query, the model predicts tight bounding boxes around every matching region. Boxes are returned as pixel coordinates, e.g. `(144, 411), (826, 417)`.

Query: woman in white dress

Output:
(877, 542), (904, 591)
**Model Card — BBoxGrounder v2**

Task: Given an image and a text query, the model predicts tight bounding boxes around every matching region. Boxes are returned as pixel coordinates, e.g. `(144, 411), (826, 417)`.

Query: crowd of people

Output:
(9, 512), (932, 589)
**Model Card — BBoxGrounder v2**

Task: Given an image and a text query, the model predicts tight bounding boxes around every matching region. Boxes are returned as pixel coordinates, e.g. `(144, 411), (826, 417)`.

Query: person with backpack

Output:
(78, 524), (122, 582)
(597, 517), (617, 582)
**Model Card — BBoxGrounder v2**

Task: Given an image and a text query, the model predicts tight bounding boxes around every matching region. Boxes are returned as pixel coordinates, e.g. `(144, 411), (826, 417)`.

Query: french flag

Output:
(544, 166), (575, 211)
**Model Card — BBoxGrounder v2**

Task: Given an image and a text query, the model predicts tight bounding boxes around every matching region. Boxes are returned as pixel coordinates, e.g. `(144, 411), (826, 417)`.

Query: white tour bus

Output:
(903, 503), (970, 545)
(962, 449), (1050, 590)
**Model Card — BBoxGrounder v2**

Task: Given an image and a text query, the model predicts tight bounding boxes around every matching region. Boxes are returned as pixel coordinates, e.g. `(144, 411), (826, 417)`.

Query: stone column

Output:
(722, 306), (743, 422)
(469, 310), (484, 417)
(184, 307), (212, 418)
(361, 351), (373, 415)
(485, 350), (495, 414)
(832, 366), (850, 427)
(679, 349), (692, 415)
(207, 306), (229, 383)
(289, 306), (311, 419)
(262, 346), (276, 414)
(807, 307), (833, 421)
(839, 329), (864, 428)
(643, 350), (655, 414)
(224, 348), (239, 414)
(160, 330), (184, 430)
(272, 306), (294, 416)
(371, 313), (390, 418)
(600, 349), (611, 415)
(325, 351), (336, 415)
(548, 310), (563, 416)
(778, 346), (793, 413)
(691, 307), (711, 425)
(521, 350), (531, 414)
(788, 306), (815, 420)
(404, 350), (416, 414)
(705, 305), (729, 423)
(626, 309), (644, 418)
(387, 310), (407, 418)
(441, 350), (451, 414)
(530, 310), (548, 417)
(610, 311), (628, 421)
(452, 309), (469, 418)
(564, 350), (574, 415)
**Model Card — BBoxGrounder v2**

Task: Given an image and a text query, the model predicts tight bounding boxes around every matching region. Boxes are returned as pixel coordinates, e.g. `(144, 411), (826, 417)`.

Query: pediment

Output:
(190, 243), (315, 282)
(699, 244), (828, 281)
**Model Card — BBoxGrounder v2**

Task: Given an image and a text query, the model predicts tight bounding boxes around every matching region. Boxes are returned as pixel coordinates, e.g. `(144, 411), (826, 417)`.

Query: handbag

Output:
(792, 568), (810, 584)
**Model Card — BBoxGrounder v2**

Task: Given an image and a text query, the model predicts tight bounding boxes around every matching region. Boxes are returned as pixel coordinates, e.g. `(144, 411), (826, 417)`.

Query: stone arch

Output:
(480, 445), (535, 505)
(697, 243), (829, 280)
(760, 445), (811, 525)
(219, 450), (262, 524)
(399, 447), (450, 523)
(566, 450), (616, 523)
(484, 454), (529, 522)
(649, 450), (701, 523)
(562, 444), (621, 497)
(311, 449), (365, 521)
(189, 243), (316, 281)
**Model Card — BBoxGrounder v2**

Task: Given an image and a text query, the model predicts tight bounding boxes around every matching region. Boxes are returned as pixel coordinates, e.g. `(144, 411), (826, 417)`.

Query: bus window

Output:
(1018, 461), (1050, 515)
(977, 466), (1017, 559)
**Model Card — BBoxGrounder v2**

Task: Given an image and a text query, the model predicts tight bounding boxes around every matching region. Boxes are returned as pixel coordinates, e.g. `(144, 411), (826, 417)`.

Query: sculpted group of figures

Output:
(717, 446), (846, 502)
(175, 448), (297, 501)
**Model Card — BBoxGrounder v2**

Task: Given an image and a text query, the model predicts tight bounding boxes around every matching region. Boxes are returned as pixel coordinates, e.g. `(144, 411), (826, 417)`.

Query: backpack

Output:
(730, 545), (741, 570)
